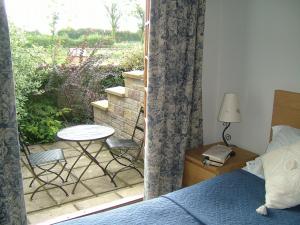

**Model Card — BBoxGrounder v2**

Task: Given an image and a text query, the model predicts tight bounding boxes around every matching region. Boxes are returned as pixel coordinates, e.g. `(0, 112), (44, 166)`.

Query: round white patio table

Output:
(57, 125), (115, 194)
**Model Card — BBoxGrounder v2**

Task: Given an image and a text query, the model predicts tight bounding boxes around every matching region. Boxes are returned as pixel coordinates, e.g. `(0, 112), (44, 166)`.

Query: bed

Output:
(57, 90), (300, 225)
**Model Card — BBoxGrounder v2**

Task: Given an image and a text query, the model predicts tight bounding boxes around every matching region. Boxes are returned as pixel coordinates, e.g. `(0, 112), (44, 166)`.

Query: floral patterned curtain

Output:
(0, 0), (27, 224)
(145, 0), (206, 199)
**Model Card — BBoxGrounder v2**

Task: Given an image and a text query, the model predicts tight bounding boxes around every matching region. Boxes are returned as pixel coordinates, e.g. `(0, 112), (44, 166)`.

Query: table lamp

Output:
(218, 93), (241, 146)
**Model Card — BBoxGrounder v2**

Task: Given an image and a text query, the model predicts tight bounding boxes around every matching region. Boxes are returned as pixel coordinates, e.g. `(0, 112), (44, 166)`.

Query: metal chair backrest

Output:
(19, 131), (31, 156)
(131, 106), (144, 144)
(18, 130), (35, 170)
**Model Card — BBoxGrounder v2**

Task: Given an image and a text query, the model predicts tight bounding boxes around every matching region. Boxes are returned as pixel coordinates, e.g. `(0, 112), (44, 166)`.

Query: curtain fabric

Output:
(0, 1), (27, 224)
(145, 0), (206, 199)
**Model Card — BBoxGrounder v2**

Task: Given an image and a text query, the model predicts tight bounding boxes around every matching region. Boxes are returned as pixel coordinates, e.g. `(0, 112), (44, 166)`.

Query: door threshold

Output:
(36, 194), (144, 225)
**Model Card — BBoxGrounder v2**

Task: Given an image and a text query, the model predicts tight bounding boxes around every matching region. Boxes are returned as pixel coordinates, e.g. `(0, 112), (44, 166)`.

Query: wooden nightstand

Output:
(182, 142), (258, 187)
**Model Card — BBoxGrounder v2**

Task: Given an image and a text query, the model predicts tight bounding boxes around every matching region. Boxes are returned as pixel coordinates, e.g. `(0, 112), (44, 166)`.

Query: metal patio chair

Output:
(19, 131), (68, 200)
(104, 106), (144, 182)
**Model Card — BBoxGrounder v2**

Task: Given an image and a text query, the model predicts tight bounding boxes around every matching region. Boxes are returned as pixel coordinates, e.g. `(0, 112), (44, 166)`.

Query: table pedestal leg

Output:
(72, 141), (117, 194)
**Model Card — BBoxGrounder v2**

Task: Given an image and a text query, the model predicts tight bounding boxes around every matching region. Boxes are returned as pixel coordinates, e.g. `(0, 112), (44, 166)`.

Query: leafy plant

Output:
(9, 24), (49, 119)
(120, 46), (144, 70)
(19, 100), (71, 144)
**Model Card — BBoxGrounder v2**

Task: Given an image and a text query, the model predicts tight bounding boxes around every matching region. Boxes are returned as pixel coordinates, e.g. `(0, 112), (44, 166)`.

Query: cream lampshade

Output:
(218, 93), (241, 146)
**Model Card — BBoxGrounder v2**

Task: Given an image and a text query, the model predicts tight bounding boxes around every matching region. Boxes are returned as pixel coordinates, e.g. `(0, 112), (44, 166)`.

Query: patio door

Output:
(144, 0), (150, 113)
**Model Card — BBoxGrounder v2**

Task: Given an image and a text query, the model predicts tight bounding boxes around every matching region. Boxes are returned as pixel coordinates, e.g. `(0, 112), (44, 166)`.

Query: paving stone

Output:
(28, 144), (45, 153)
(27, 204), (78, 224)
(20, 155), (28, 165)
(23, 177), (44, 194)
(21, 166), (33, 179)
(116, 183), (144, 198)
(42, 141), (72, 150)
(74, 142), (107, 154)
(115, 169), (144, 186)
(48, 183), (93, 204)
(65, 155), (92, 169)
(105, 159), (133, 173)
(70, 164), (105, 180)
(67, 141), (89, 147)
(24, 191), (56, 213)
(63, 149), (82, 158)
(82, 176), (126, 195)
(74, 192), (121, 210)
(95, 150), (113, 163)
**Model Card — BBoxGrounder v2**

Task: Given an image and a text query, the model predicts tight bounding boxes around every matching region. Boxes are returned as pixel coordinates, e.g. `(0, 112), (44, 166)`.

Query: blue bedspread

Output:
(57, 170), (300, 225)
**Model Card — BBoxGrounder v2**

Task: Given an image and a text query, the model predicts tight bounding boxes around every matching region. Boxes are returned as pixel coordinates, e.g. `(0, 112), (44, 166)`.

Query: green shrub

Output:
(25, 33), (114, 48)
(84, 34), (114, 47)
(100, 74), (124, 90)
(116, 31), (140, 42)
(9, 25), (49, 119)
(19, 100), (72, 144)
(120, 46), (144, 71)
(57, 28), (140, 42)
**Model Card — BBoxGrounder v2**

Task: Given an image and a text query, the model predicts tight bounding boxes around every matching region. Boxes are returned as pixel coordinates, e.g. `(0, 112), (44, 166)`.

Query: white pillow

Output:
(245, 125), (300, 180)
(271, 125), (287, 139)
(267, 125), (300, 152)
(244, 157), (264, 179)
(256, 141), (300, 215)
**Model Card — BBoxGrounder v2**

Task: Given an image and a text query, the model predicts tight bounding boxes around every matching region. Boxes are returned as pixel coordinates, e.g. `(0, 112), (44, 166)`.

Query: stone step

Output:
(91, 100), (108, 111)
(123, 70), (144, 80)
(105, 86), (125, 98)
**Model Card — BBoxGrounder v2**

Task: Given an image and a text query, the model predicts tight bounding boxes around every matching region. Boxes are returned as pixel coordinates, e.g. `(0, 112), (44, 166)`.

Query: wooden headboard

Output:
(271, 90), (300, 129)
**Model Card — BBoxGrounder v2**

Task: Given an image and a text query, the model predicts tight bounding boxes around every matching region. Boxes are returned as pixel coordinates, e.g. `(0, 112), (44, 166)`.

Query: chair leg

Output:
(106, 149), (143, 184)
(30, 182), (68, 200)
(111, 151), (143, 177)
(30, 162), (69, 200)
(30, 163), (58, 187)
(36, 164), (65, 183)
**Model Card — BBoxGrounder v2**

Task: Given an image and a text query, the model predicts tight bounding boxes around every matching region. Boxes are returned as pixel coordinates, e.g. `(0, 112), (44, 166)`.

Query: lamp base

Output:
(222, 122), (231, 146)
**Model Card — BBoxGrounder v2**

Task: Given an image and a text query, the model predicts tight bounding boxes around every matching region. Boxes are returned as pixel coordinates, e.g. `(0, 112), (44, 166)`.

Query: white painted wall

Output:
(202, 0), (300, 154)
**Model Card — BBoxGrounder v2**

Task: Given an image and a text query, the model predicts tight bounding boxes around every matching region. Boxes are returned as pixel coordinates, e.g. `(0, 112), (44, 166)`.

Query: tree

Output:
(132, 4), (145, 42)
(48, 1), (60, 68)
(104, 2), (122, 42)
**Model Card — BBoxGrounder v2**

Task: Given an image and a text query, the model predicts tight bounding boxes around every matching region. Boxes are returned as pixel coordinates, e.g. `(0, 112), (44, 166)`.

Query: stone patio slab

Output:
(74, 192), (121, 210)
(61, 148), (81, 158)
(48, 182), (93, 204)
(25, 191), (56, 213)
(21, 166), (33, 179)
(67, 141), (89, 147)
(23, 177), (44, 195)
(116, 169), (144, 186)
(27, 204), (78, 224)
(104, 158), (131, 173)
(28, 144), (45, 153)
(82, 176), (126, 195)
(74, 142), (108, 153)
(42, 141), (72, 150)
(70, 164), (105, 181)
(116, 183), (144, 198)
(65, 155), (93, 169)
(94, 150), (113, 163)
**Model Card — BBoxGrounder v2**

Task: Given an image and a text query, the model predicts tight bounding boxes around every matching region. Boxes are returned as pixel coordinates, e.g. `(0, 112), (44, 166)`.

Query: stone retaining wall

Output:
(92, 71), (144, 158)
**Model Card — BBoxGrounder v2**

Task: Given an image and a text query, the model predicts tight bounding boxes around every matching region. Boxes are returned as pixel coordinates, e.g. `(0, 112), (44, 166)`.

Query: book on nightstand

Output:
(202, 144), (234, 167)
